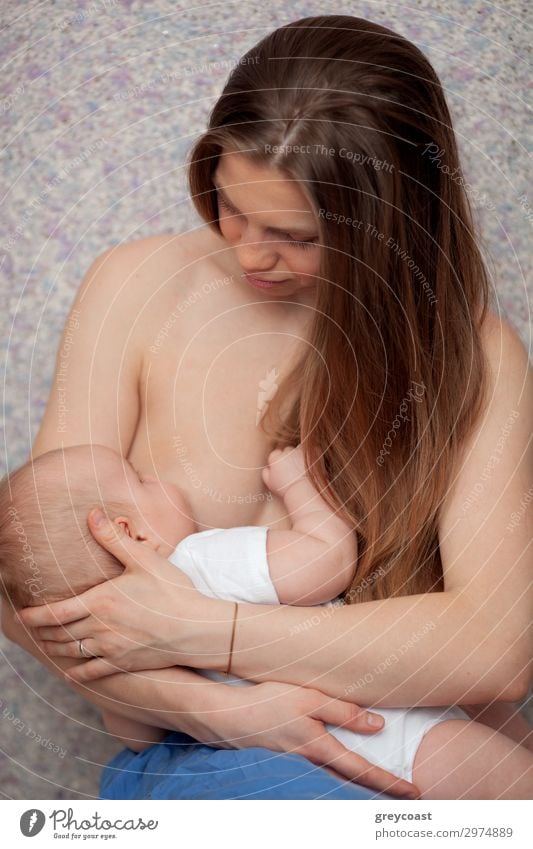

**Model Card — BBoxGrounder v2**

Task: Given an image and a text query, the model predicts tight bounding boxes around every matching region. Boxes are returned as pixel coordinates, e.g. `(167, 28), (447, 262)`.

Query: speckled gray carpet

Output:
(1, 0), (531, 799)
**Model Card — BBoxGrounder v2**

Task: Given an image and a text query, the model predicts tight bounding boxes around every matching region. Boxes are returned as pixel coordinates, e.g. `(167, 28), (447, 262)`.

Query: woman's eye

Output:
(218, 195), (238, 216)
(287, 237), (318, 250)
(218, 192), (317, 250)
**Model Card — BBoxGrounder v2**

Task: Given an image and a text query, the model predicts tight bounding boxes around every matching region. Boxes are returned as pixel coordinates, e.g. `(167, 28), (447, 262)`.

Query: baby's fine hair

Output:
(0, 448), (124, 609)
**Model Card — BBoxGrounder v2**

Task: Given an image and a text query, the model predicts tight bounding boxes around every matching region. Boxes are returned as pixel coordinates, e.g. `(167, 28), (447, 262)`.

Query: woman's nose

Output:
(235, 232), (278, 272)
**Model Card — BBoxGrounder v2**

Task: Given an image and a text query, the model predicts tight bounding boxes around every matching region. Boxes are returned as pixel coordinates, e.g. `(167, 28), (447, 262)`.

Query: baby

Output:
(0, 443), (357, 610)
(0, 442), (357, 753)
(0, 444), (531, 799)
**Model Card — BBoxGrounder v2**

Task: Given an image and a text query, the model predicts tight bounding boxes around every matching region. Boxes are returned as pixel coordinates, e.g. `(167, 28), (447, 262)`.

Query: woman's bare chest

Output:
(129, 282), (307, 530)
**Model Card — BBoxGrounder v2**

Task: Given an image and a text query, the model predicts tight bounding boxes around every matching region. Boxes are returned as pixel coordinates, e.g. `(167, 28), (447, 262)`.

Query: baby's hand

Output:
(262, 444), (307, 496)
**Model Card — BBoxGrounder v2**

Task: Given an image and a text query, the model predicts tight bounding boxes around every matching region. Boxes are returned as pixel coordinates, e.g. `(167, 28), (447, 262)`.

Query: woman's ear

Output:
(112, 516), (147, 542)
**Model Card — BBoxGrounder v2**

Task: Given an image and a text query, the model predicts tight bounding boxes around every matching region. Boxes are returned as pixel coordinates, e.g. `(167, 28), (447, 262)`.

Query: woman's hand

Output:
(9, 592), (419, 798)
(17, 508), (230, 682)
(210, 680), (420, 799)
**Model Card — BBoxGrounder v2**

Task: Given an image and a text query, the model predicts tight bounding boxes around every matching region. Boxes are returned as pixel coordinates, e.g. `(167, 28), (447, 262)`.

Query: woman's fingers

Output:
(18, 597), (93, 628)
(305, 698), (420, 797)
(306, 731), (419, 798)
(313, 698), (385, 734)
(64, 658), (117, 683)
(86, 508), (162, 576)
(38, 638), (104, 663)
(39, 640), (88, 658)
(17, 508), (161, 629)
(34, 623), (88, 642)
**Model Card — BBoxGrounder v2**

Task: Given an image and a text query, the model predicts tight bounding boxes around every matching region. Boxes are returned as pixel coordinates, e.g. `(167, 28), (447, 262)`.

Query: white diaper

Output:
(195, 671), (469, 783)
(168, 525), (469, 784)
(327, 704), (469, 783)
(168, 525), (280, 605)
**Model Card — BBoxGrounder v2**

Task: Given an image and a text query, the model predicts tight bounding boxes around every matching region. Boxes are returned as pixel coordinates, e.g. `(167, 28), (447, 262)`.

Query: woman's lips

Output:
(244, 273), (289, 289)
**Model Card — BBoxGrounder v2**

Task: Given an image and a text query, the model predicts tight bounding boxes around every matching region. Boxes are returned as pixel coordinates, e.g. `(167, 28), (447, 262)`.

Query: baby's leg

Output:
(413, 719), (533, 799)
(461, 702), (533, 752)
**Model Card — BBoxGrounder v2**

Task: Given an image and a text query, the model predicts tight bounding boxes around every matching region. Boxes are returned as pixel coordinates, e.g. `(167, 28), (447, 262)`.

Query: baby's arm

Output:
(262, 446), (358, 606)
(101, 709), (167, 752)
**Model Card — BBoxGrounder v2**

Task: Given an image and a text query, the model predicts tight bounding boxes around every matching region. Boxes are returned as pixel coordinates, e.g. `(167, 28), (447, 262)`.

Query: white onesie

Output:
(168, 525), (468, 783)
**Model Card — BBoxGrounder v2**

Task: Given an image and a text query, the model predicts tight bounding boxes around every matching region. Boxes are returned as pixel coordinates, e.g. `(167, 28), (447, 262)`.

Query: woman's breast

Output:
(128, 304), (301, 531)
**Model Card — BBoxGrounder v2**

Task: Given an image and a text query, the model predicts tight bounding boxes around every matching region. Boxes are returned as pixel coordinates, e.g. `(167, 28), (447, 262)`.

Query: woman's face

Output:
(212, 152), (321, 303)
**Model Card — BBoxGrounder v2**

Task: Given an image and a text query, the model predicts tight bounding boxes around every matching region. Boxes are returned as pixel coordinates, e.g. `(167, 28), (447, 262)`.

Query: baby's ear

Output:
(111, 516), (131, 537)
(112, 516), (148, 542)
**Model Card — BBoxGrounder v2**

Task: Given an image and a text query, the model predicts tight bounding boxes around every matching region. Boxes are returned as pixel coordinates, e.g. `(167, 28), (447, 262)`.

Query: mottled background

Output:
(1, 0), (531, 799)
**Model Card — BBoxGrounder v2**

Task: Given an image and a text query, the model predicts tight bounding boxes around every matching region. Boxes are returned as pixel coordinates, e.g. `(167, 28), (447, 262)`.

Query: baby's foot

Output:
(262, 445), (307, 496)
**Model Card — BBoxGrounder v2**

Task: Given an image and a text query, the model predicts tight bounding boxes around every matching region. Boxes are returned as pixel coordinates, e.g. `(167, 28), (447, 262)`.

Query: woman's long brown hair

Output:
(187, 14), (492, 602)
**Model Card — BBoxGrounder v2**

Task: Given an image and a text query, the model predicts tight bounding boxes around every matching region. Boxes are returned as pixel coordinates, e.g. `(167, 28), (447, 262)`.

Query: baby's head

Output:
(0, 444), (195, 610)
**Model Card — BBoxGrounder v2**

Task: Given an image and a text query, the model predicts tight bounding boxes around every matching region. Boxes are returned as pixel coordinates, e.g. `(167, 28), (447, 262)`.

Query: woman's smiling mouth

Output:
(244, 273), (290, 289)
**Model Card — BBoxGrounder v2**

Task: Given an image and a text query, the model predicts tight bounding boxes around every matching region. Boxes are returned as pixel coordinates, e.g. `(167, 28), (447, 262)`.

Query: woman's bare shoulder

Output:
(438, 307), (531, 546)
(465, 309), (531, 461)
(479, 309), (529, 370)
(96, 226), (220, 282)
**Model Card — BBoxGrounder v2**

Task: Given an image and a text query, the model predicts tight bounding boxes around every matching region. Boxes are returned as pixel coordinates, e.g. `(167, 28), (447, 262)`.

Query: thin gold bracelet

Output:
(225, 602), (239, 676)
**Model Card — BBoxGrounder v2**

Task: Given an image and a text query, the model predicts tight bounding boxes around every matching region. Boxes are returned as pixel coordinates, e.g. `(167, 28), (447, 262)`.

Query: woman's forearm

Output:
(221, 590), (527, 707)
(2, 602), (233, 738)
(100, 709), (168, 752)
(67, 663), (229, 738)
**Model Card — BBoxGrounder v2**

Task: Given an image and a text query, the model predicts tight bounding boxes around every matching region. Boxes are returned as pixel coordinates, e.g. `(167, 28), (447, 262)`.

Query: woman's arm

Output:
(4, 601), (417, 796)
(100, 709), (167, 752)
(23, 241), (239, 727)
(25, 242), (218, 722)
(15, 239), (262, 737)
(228, 317), (532, 705)
(28, 316), (530, 707)
(31, 240), (150, 458)
(12, 241), (419, 797)
(1, 597), (236, 737)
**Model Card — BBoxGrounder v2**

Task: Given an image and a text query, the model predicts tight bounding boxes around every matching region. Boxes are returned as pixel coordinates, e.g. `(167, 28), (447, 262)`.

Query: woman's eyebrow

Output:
(213, 180), (317, 237)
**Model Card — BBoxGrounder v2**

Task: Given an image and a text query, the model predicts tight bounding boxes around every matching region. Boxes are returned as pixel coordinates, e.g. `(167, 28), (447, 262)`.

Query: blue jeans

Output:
(100, 731), (393, 800)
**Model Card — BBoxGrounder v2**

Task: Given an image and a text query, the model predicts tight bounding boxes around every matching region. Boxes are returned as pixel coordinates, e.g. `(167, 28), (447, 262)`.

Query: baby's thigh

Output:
(413, 719), (533, 799)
